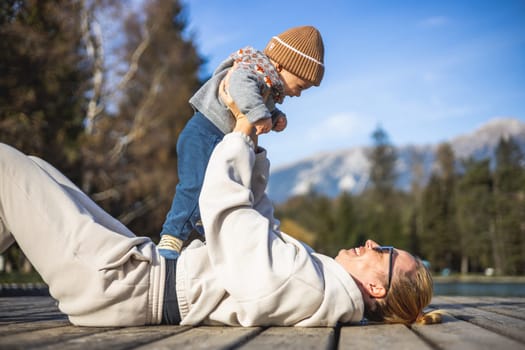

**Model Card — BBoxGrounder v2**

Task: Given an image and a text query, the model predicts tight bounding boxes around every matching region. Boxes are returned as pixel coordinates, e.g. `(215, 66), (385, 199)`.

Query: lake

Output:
(434, 281), (525, 297)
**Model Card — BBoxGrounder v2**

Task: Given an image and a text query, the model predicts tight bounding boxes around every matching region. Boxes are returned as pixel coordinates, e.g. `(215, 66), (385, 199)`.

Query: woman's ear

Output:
(365, 282), (387, 298)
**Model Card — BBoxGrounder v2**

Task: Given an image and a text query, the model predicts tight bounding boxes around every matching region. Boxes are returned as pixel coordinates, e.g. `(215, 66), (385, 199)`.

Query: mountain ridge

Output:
(267, 117), (525, 203)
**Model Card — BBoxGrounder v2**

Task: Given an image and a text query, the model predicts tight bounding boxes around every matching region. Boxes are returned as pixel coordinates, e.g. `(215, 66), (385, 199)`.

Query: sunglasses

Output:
(372, 246), (394, 293)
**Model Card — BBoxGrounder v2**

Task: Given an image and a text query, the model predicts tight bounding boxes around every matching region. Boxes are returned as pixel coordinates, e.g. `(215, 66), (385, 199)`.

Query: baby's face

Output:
(280, 69), (313, 98)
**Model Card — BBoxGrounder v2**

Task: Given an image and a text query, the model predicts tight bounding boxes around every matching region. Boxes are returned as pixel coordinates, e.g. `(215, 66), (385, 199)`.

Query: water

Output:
(434, 282), (525, 297)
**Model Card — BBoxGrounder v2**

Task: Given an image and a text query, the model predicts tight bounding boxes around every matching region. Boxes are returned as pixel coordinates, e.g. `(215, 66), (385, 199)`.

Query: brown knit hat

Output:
(264, 26), (325, 86)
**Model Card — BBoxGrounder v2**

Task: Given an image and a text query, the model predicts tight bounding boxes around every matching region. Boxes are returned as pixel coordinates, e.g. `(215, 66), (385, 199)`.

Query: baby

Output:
(158, 25), (325, 259)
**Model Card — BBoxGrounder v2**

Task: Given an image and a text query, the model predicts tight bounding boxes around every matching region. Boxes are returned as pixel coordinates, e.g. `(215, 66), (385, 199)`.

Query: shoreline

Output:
(433, 275), (525, 283)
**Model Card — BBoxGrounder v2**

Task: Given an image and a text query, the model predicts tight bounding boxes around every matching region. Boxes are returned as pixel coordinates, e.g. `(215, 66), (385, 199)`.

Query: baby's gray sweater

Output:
(189, 52), (284, 135)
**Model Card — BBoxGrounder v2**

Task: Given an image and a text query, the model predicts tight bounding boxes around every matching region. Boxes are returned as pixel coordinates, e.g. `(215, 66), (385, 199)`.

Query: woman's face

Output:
(335, 239), (418, 297)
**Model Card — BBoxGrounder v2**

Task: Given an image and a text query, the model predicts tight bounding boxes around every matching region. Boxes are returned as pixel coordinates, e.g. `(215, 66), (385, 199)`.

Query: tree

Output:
(275, 189), (337, 255)
(0, 0), (90, 275)
(332, 191), (358, 250)
(365, 125), (402, 246)
(0, 0), (88, 181)
(79, 0), (122, 135)
(455, 158), (493, 274)
(406, 147), (427, 256)
(279, 218), (317, 247)
(368, 126), (397, 196)
(420, 143), (459, 272)
(492, 137), (525, 274)
(82, 0), (202, 238)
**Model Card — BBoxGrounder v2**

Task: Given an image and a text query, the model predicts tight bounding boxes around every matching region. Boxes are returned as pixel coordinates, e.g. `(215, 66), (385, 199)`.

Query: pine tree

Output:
(0, 0), (89, 274)
(420, 143), (459, 272)
(0, 0), (88, 181)
(365, 125), (402, 245)
(275, 190), (337, 255)
(455, 158), (493, 274)
(333, 191), (358, 250)
(300, 191), (336, 255)
(406, 147), (426, 256)
(368, 126), (397, 196)
(493, 137), (525, 275)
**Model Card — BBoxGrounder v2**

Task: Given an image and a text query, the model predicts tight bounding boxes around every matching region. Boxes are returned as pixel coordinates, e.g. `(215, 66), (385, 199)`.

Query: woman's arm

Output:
(197, 132), (365, 326)
(198, 132), (322, 302)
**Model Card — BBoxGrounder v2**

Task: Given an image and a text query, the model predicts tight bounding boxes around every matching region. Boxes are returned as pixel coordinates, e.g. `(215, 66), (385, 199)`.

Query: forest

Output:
(276, 128), (525, 276)
(1, 0), (523, 278)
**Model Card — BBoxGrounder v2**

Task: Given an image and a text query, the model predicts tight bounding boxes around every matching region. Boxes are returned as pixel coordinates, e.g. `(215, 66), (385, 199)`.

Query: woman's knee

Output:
(0, 143), (16, 158)
(0, 143), (26, 171)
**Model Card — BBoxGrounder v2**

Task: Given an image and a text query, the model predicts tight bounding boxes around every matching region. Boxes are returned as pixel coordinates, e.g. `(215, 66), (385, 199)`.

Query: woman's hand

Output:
(253, 118), (273, 135)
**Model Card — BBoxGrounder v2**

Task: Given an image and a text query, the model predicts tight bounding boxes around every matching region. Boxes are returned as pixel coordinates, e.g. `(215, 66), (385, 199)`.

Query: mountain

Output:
(267, 117), (525, 203)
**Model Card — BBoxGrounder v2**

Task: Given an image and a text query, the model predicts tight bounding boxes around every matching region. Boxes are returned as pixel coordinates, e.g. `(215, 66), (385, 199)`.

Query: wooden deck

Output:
(1, 296), (524, 349)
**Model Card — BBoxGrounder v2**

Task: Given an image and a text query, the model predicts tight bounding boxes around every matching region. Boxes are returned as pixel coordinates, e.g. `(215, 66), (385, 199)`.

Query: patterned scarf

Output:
(230, 46), (285, 103)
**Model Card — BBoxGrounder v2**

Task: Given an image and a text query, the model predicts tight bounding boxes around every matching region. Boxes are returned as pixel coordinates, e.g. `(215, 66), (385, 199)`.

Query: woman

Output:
(0, 118), (439, 327)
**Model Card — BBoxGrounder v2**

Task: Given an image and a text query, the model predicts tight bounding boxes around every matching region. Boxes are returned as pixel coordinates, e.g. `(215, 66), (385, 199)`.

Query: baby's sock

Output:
(158, 235), (183, 260)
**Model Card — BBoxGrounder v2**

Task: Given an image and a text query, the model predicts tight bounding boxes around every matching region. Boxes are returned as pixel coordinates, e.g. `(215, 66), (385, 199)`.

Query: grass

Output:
(0, 271), (45, 284)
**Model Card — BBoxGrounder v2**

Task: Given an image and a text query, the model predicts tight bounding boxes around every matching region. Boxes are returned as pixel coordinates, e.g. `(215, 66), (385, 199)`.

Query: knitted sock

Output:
(158, 235), (183, 260)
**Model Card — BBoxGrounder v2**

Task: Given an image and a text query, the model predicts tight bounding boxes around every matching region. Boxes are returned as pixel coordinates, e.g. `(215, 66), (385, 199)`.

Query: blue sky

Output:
(183, 0), (525, 167)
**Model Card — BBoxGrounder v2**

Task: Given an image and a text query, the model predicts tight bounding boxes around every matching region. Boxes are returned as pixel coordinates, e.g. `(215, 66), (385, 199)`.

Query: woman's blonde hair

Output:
(364, 258), (442, 325)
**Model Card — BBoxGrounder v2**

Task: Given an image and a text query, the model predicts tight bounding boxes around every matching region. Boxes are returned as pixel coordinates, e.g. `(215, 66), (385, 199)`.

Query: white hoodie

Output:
(175, 132), (364, 326)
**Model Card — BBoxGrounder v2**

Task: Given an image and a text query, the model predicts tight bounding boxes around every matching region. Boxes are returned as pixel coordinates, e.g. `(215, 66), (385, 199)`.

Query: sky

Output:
(182, 0), (525, 168)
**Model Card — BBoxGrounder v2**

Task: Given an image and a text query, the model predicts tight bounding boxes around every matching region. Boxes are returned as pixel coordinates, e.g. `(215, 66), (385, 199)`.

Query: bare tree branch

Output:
(91, 188), (121, 201)
(81, 2), (105, 134)
(109, 65), (167, 161)
(118, 196), (160, 225)
(115, 23), (159, 92)
(81, 1), (159, 135)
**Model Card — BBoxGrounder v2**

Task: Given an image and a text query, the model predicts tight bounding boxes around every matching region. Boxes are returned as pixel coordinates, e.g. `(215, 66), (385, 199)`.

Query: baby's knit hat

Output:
(264, 25), (325, 86)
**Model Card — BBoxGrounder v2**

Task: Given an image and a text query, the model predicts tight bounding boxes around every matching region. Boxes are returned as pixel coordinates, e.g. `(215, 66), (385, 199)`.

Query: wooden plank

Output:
(0, 319), (69, 337)
(134, 326), (262, 350)
(0, 296), (56, 307)
(0, 325), (116, 349)
(37, 326), (192, 350)
(0, 309), (67, 324)
(459, 296), (525, 320)
(412, 312), (525, 350)
(476, 296), (525, 304)
(0, 312), (67, 324)
(0, 296), (57, 313)
(237, 327), (335, 350)
(0, 296), (64, 324)
(0, 303), (64, 317)
(430, 296), (525, 343)
(431, 296), (525, 309)
(339, 323), (433, 350)
(0, 303), (59, 315)
(0, 296), (523, 350)
(0, 303), (66, 324)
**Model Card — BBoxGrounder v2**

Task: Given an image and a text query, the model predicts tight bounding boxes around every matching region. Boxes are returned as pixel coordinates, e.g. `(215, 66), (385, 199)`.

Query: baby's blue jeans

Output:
(160, 112), (224, 245)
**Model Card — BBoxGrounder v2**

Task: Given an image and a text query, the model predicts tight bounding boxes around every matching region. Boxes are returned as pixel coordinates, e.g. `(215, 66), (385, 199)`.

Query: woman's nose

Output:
(365, 239), (379, 248)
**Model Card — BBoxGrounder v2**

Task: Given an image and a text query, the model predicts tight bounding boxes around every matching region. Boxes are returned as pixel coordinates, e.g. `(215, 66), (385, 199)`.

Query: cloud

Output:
(306, 112), (367, 142)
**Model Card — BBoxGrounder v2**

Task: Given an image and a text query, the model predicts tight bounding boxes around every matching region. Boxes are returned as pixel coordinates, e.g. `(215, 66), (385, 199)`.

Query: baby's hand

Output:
(272, 115), (287, 132)
(253, 118), (273, 135)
